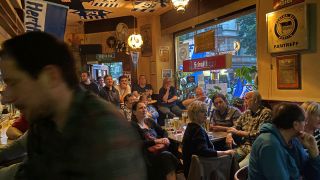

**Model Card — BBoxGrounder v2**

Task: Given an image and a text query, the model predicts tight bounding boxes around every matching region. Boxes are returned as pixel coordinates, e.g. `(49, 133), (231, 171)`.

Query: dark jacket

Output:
(99, 86), (120, 107)
(182, 122), (218, 177)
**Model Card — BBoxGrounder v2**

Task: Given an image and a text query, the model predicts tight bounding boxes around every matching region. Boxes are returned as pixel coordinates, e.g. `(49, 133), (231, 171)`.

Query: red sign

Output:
(273, 0), (305, 10)
(183, 54), (232, 72)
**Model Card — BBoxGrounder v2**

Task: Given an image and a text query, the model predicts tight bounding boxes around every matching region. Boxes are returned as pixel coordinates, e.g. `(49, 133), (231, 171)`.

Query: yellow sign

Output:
(267, 3), (308, 53)
(194, 30), (215, 53)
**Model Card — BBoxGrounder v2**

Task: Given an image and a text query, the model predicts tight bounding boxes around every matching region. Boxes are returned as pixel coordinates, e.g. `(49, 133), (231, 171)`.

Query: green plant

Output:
(234, 66), (257, 90)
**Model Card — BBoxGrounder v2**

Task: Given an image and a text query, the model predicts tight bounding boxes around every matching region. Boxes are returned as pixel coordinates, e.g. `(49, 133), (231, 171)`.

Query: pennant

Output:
(131, 1), (167, 12)
(24, 0), (68, 39)
(91, 0), (125, 8)
(71, 9), (112, 20)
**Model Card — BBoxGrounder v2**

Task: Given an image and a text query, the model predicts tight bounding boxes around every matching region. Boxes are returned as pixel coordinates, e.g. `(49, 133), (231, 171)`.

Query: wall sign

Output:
(194, 30), (215, 53)
(267, 3), (308, 53)
(273, 0), (305, 10)
(183, 54), (232, 72)
(276, 54), (300, 89)
(159, 46), (169, 62)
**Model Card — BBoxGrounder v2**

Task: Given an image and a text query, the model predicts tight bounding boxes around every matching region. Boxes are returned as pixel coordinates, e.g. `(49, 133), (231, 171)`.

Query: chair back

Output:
(234, 165), (248, 180)
(187, 155), (204, 180)
(188, 155), (239, 180)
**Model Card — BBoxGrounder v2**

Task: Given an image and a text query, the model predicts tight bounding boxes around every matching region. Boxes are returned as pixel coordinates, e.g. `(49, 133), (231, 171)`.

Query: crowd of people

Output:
(0, 32), (319, 180)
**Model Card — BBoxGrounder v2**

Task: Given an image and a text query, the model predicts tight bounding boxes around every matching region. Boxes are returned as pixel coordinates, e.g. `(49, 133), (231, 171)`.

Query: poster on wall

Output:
(276, 54), (301, 89)
(267, 3), (308, 53)
(159, 46), (169, 62)
(140, 24), (152, 57)
(162, 69), (172, 79)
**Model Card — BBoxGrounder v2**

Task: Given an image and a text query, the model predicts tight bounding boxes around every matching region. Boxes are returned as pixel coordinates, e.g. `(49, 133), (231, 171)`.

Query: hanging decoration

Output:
(171, 0), (189, 13)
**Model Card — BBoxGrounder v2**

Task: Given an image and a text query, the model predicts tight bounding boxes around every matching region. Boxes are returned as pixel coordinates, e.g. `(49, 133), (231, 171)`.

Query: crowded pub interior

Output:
(0, 0), (319, 179)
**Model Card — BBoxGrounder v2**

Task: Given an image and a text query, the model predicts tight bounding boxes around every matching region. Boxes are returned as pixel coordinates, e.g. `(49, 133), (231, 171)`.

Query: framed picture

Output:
(162, 69), (172, 79)
(276, 54), (301, 89)
(140, 24), (152, 57)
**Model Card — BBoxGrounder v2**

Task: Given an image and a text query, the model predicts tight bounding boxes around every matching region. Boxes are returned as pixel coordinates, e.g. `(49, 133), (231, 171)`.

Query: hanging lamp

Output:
(127, 2), (143, 49)
(171, 0), (190, 13)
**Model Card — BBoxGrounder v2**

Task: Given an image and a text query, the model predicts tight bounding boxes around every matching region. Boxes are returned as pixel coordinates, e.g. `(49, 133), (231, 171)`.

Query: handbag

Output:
(144, 131), (168, 155)
(147, 143), (167, 155)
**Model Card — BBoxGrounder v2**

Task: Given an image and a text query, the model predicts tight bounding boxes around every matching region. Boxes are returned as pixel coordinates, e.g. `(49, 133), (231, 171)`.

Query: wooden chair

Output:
(188, 154), (239, 180)
(234, 165), (248, 180)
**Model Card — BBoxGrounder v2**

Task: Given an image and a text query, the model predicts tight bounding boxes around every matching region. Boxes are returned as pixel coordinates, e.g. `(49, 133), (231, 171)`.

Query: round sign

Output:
(274, 14), (298, 40)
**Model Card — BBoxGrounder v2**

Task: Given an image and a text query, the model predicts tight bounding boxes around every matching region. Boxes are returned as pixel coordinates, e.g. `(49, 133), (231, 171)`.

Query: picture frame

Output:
(162, 69), (172, 79)
(276, 54), (301, 89)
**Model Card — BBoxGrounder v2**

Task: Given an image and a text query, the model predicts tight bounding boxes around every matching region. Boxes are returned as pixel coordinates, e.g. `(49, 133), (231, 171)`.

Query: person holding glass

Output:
(131, 101), (179, 180)
(182, 101), (235, 178)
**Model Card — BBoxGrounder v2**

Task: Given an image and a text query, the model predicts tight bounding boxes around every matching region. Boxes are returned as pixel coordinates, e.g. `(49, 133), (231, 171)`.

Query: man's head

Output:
(195, 87), (204, 97)
(124, 94), (135, 109)
(97, 76), (104, 86)
(118, 75), (128, 89)
(81, 71), (90, 83)
(104, 75), (113, 87)
(244, 91), (261, 111)
(272, 103), (305, 134)
(138, 75), (146, 86)
(0, 32), (78, 121)
(212, 93), (228, 112)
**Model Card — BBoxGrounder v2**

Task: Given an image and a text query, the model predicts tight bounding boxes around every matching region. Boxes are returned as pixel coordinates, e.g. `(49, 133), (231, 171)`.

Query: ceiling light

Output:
(172, 0), (190, 13)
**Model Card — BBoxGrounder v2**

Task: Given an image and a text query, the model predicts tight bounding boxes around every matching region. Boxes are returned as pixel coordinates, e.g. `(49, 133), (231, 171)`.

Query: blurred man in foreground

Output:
(0, 32), (146, 179)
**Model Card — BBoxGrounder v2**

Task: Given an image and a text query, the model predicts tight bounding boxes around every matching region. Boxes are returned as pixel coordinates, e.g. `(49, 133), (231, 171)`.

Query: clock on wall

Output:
(115, 23), (128, 42)
(179, 46), (188, 61)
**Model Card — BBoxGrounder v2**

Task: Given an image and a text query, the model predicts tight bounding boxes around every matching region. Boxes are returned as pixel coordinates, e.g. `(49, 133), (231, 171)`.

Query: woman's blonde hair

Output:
(187, 101), (207, 123)
(162, 77), (171, 87)
(301, 101), (320, 116)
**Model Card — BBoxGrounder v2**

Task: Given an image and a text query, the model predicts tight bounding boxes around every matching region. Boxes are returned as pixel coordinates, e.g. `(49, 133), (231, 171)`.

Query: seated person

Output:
(97, 76), (105, 91)
(182, 87), (212, 116)
(248, 103), (320, 180)
(182, 101), (235, 178)
(140, 94), (159, 123)
(121, 94), (135, 121)
(6, 115), (28, 140)
(99, 75), (120, 107)
(158, 78), (182, 118)
(0, 131), (27, 179)
(210, 93), (241, 132)
(115, 75), (131, 103)
(226, 91), (271, 168)
(80, 71), (99, 95)
(301, 101), (320, 151)
(131, 102), (179, 180)
(132, 75), (153, 99)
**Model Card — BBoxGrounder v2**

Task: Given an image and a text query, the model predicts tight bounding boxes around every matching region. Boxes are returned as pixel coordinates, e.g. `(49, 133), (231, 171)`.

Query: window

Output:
(175, 12), (257, 100)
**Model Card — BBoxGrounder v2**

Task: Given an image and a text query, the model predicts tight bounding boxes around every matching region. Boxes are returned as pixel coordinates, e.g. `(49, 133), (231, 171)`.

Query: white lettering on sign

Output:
(279, 0), (293, 6)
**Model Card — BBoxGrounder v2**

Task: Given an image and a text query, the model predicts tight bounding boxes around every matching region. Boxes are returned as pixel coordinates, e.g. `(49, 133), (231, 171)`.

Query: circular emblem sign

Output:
(274, 14), (298, 40)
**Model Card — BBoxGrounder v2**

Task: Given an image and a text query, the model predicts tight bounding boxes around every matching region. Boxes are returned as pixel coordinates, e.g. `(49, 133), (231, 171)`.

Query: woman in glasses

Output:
(182, 101), (235, 177)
